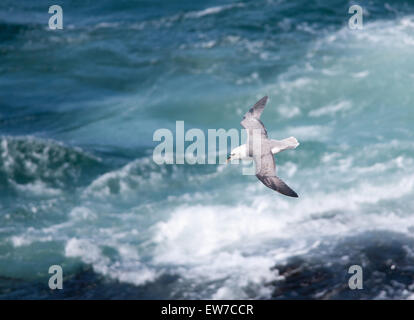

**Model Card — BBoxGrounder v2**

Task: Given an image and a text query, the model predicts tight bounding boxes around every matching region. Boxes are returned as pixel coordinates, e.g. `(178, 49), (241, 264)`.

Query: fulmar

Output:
(226, 96), (300, 197)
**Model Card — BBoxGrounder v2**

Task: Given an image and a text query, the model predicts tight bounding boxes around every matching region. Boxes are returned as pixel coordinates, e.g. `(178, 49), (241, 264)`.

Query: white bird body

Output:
(230, 136), (299, 161)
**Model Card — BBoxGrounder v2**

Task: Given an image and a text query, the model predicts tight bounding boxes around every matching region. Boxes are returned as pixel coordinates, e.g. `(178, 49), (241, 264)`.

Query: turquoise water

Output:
(1, 0), (414, 299)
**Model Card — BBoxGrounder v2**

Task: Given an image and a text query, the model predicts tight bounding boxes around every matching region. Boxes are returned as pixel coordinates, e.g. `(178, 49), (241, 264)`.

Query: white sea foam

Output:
(277, 105), (301, 119)
(10, 235), (34, 247)
(152, 205), (285, 298)
(185, 4), (244, 19)
(278, 125), (331, 141)
(309, 100), (352, 117)
(82, 157), (165, 200)
(65, 238), (158, 286)
(352, 71), (369, 78)
(11, 180), (62, 197)
(10, 233), (53, 247)
(278, 77), (313, 91)
(0, 135), (99, 197)
(9, 150), (414, 298)
(146, 165), (414, 298)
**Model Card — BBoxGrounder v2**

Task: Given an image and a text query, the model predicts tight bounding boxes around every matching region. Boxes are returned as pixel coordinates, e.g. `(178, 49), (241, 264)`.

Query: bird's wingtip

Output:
(286, 189), (299, 198)
(288, 136), (300, 149)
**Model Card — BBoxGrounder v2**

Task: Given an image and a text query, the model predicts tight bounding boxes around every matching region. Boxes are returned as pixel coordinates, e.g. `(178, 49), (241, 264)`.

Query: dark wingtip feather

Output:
(290, 191), (299, 198)
(256, 175), (299, 198)
(283, 187), (298, 198)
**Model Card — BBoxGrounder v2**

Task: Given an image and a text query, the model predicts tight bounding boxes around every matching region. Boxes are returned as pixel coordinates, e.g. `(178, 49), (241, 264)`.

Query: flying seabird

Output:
(226, 96), (300, 197)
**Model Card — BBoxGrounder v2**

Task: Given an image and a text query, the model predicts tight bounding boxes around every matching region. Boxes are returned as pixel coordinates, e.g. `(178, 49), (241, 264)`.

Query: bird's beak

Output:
(226, 155), (231, 164)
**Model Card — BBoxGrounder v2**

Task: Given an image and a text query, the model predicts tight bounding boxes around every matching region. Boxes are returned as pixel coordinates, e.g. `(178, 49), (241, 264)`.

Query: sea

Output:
(1, 0), (414, 299)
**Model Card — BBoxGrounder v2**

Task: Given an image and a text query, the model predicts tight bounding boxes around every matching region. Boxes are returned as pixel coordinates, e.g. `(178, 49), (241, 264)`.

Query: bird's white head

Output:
(226, 144), (248, 163)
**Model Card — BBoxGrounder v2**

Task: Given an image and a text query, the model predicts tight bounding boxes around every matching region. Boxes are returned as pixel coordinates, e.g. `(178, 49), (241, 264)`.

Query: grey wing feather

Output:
(244, 96), (268, 119)
(240, 96), (268, 132)
(241, 97), (269, 156)
(256, 175), (298, 198)
(254, 152), (275, 177)
(254, 152), (298, 198)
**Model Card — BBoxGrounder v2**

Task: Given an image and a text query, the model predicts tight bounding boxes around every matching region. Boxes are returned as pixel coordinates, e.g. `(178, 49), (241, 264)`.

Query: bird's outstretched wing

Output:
(241, 96), (269, 157)
(240, 96), (268, 134)
(243, 96), (268, 120)
(254, 152), (298, 198)
(256, 175), (298, 198)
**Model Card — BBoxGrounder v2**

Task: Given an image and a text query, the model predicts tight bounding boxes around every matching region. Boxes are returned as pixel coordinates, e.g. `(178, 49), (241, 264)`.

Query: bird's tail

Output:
(270, 137), (299, 154)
